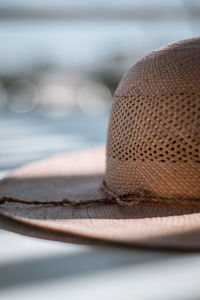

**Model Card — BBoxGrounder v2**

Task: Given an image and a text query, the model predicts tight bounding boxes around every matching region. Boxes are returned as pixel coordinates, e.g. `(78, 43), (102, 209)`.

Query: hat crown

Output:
(104, 37), (200, 200)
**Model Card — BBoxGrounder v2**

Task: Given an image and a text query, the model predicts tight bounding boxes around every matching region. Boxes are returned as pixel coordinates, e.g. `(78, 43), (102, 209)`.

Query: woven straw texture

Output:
(104, 37), (200, 200)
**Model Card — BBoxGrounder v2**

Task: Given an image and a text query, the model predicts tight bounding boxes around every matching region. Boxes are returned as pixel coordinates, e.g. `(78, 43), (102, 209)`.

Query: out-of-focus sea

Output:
(0, 20), (199, 72)
(0, 111), (108, 179)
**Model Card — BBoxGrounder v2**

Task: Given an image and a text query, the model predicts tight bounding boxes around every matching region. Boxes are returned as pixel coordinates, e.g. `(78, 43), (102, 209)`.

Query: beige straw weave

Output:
(103, 37), (200, 200)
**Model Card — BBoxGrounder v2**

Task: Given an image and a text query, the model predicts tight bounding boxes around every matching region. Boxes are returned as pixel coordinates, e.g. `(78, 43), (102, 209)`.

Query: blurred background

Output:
(1, 1), (200, 299)
(1, 0), (200, 176)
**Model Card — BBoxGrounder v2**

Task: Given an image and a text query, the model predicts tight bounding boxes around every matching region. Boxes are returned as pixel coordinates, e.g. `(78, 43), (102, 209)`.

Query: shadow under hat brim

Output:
(0, 147), (200, 251)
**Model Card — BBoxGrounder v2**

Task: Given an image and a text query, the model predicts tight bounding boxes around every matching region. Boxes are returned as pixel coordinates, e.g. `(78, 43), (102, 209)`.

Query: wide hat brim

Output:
(0, 147), (200, 251)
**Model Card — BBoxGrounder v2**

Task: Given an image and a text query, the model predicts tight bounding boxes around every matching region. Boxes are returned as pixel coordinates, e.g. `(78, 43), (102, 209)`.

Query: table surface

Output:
(0, 112), (200, 300)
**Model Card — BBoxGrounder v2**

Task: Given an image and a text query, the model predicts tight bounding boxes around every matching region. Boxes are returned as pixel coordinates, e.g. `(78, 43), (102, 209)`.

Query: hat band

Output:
(100, 179), (200, 207)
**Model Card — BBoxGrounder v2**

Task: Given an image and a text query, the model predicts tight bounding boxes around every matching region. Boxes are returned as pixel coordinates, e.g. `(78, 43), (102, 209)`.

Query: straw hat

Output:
(0, 37), (200, 250)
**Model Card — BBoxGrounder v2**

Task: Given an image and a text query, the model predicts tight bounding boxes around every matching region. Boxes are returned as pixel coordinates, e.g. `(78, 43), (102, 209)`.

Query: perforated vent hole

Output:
(108, 91), (200, 163)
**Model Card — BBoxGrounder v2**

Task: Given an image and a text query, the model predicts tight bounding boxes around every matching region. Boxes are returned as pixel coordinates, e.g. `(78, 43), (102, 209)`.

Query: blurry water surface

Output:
(0, 19), (199, 74)
(0, 111), (108, 178)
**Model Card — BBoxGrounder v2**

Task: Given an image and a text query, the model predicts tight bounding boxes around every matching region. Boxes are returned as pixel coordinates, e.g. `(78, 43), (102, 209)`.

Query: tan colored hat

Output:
(0, 37), (200, 250)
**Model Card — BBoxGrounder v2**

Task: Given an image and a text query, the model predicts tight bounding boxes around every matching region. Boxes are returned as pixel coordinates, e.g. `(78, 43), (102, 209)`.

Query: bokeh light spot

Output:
(7, 79), (39, 113)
